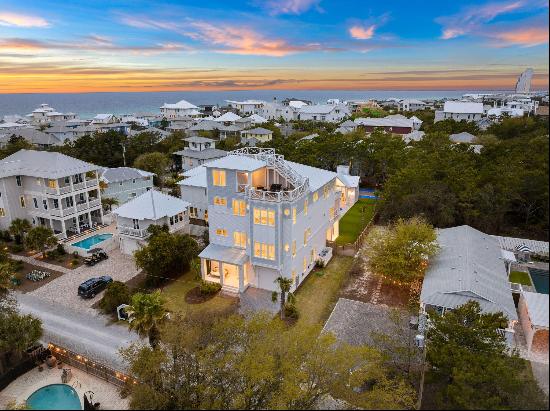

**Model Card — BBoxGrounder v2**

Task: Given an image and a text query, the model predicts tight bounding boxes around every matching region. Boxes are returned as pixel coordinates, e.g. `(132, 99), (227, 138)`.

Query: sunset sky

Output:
(0, 0), (548, 93)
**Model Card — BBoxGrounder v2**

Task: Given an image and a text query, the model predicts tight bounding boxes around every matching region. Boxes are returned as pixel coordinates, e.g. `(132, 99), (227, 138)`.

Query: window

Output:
(204, 210), (208, 222)
(284, 243), (289, 252)
(292, 240), (296, 257)
(284, 208), (290, 216)
(292, 207), (296, 224)
(303, 256), (307, 272)
(310, 248), (316, 263)
(132, 219), (140, 229)
(233, 231), (247, 248)
(214, 196), (227, 206)
(213, 169), (226, 186)
(169, 216), (174, 225)
(254, 241), (275, 260)
(65, 197), (74, 208)
(189, 207), (197, 218)
(313, 191), (319, 202)
(329, 207), (335, 219)
(43, 199), (48, 210)
(232, 199), (246, 216)
(216, 228), (228, 237)
(16, 176), (22, 187)
(253, 208), (275, 226)
(33, 198), (38, 208)
(53, 199), (59, 209)
(303, 227), (311, 245)
(0, 208), (5, 217)
(48, 179), (57, 189)
(132, 179), (136, 184)
(19, 196), (26, 208)
(304, 199), (308, 215)
(323, 186), (329, 199)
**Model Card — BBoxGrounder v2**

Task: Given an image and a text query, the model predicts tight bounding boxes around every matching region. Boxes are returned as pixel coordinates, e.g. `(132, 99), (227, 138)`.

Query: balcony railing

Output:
(119, 225), (150, 238)
(76, 202), (88, 212)
(89, 199), (101, 208)
(73, 182), (86, 191)
(86, 179), (98, 188)
(59, 186), (72, 195)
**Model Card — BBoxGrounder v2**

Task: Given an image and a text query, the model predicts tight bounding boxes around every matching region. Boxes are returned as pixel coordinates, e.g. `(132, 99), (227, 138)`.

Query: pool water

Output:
(528, 268), (549, 294)
(359, 188), (379, 200)
(71, 233), (113, 250)
(27, 384), (81, 410)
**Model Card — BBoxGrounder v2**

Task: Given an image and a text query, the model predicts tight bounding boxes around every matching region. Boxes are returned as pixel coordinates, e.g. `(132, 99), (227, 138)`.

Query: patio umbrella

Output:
(515, 244), (532, 253)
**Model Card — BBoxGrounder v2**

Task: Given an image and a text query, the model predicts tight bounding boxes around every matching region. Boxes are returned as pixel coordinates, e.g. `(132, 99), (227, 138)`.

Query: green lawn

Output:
(509, 271), (532, 286)
(294, 255), (354, 328)
(335, 198), (377, 245)
(161, 271), (238, 317)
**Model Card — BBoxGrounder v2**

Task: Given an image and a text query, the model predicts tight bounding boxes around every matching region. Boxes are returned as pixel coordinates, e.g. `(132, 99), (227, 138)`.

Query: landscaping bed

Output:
(35, 252), (83, 270)
(11, 260), (64, 293)
(335, 198), (377, 245)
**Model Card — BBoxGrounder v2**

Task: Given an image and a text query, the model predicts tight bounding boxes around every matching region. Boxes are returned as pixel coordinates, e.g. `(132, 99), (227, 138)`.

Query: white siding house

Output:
(434, 101), (484, 122)
(100, 167), (154, 205)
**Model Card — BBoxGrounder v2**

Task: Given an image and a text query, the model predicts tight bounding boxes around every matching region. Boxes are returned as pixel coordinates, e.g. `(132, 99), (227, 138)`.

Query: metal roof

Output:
(443, 101), (484, 114)
(173, 148), (228, 160)
(450, 132), (477, 144)
(492, 235), (549, 256)
(421, 225), (518, 321)
(199, 243), (249, 265)
(100, 167), (154, 184)
(241, 127), (272, 135)
(522, 291), (549, 328)
(113, 190), (189, 220)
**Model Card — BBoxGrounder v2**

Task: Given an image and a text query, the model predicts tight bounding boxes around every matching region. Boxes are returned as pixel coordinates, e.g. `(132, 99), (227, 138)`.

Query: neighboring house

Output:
(225, 100), (265, 115)
(259, 102), (300, 122)
(492, 235), (549, 258)
(44, 124), (78, 142)
(354, 114), (414, 134)
(518, 291), (548, 354)
(0, 149), (103, 238)
(100, 167), (154, 204)
(335, 120), (358, 134)
(297, 104), (350, 122)
(113, 190), (190, 255)
(449, 132), (477, 144)
(240, 127), (273, 145)
(26, 104), (77, 125)
(403, 130), (425, 144)
(94, 122), (131, 135)
(215, 112), (242, 124)
(91, 114), (120, 124)
(335, 165), (360, 217)
(178, 165), (209, 226)
(410, 115), (423, 130)
(0, 128), (63, 149)
(173, 137), (227, 171)
(434, 101), (484, 122)
(198, 148), (346, 294)
(420, 225), (518, 332)
(160, 99), (201, 119)
(399, 99), (426, 112)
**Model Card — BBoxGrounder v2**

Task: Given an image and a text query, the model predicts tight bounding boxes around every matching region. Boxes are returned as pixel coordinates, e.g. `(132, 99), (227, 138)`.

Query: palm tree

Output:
(9, 218), (31, 245)
(272, 276), (294, 320)
(101, 197), (119, 212)
(25, 226), (57, 258)
(98, 180), (108, 193)
(0, 262), (15, 297)
(126, 291), (167, 348)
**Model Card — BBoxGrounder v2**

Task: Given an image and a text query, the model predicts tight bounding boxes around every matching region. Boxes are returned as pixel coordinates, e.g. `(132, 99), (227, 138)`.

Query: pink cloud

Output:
(349, 25), (376, 40)
(0, 12), (50, 28)
(490, 26), (549, 47)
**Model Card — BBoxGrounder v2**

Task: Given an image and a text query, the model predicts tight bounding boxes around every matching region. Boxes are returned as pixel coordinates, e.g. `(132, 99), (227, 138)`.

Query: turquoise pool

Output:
(71, 233), (113, 250)
(27, 384), (81, 410)
(528, 268), (549, 294)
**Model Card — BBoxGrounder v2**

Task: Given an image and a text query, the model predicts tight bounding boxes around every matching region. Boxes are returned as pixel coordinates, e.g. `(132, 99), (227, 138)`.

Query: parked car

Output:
(83, 249), (108, 266)
(78, 276), (113, 299)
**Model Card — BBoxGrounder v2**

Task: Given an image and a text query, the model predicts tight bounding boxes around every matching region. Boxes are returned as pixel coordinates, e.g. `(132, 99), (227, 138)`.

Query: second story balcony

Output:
(119, 225), (150, 238)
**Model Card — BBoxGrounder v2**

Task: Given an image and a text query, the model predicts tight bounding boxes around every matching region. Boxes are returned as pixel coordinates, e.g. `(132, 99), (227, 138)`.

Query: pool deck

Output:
(0, 365), (129, 409)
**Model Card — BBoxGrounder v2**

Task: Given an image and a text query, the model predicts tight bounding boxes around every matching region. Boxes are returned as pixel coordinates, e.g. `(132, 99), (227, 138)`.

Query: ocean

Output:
(0, 89), (514, 119)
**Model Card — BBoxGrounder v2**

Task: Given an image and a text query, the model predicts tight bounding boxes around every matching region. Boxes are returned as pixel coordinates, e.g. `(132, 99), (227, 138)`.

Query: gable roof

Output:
(449, 132), (477, 144)
(299, 104), (338, 114)
(443, 101), (484, 114)
(420, 225), (517, 320)
(242, 127), (272, 135)
(160, 99), (198, 110)
(522, 292), (549, 328)
(2, 128), (63, 146)
(113, 190), (189, 220)
(0, 149), (98, 179)
(215, 112), (242, 122)
(100, 167), (154, 184)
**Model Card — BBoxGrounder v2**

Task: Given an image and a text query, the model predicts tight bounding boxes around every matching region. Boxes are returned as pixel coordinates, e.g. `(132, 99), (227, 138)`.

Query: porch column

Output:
(87, 212), (92, 227)
(201, 259), (207, 281)
(238, 265), (244, 292)
(219, 262), (224, 287)
(61, 219), (67, 238)
(75, 217), (81, 234)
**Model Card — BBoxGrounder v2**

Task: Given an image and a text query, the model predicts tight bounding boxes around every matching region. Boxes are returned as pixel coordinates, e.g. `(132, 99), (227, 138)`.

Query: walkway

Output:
(238, 287), (279, 316)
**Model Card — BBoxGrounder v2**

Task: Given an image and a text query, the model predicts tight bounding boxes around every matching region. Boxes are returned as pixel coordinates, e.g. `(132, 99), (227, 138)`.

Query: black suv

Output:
(78, 276), (113, 299)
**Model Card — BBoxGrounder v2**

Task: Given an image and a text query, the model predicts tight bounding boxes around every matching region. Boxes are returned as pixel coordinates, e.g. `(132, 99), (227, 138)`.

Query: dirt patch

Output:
(36, 254), (83, 270)
(125, 271), (149, 293)
(184, 286), (219, 304)
(12, 261), (65, 293)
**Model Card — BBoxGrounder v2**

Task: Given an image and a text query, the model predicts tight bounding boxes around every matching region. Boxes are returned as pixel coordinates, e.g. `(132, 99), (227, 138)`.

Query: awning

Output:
(199, 244), (249, 265)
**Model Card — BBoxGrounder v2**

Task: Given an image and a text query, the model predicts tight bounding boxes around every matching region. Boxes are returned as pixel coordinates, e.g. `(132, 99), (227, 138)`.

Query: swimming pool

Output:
(528, 268), (549, 294)
(71, 233), (113, 250)
(27, 384), (81, 410)
(359, 189), (379, 200)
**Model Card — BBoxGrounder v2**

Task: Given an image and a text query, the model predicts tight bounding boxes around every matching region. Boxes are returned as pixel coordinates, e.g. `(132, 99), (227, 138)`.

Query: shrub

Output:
(199, 280), (221, 295)
(70, 258), (79, 267)
(13, 260), (24, 271)
(284, 303), (299, 319)
(315, 259), (325, 268)
(315, 270), (324, 277)
(56, 243), (66, 255)
(72, 251), (79, 258)
(10, 244), (24, 253)
(100, 281), (131, 314)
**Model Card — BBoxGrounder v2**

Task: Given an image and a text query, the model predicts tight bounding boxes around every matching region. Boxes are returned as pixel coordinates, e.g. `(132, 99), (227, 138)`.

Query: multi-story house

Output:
(173, 137), (228, 171)
(225, 100), (265, 115)
(240, 127), (273, 146)
(100, 167), (154, 205)
(434, 101), (484, 122)
(26, 104), (77, 125)
(0, 150), (103, 239)
(113, 190), (190, 255)
(178, 165), (209, 227)
(160, 99), (201, 119)
(198, 148), (343, 294)
(297, 104), (350, 122)
(259, 102), (300, 122)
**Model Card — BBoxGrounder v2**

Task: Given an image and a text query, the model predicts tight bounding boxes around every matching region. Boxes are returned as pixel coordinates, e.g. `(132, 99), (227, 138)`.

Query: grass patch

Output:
(335, 198), (377, 245)
(294, 255), (354, 329)
(509, 271), (532, 286)
(161, 271), (238, 318)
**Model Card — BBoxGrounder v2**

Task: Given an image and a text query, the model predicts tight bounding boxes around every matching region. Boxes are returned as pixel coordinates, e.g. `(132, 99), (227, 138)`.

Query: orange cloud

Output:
(349, 25), (376, 40)
(0, 11), (50, 28)
(490, 26), (549, 47)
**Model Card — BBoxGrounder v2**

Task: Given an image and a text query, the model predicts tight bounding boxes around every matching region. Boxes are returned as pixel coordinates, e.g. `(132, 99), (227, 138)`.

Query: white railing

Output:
(89, 199), (101, 208)
(50, 209), (63, 218)
(119, 226), (150, 238)
(86, 179), (98, 188)
(45, 187), (58, 195)
(73, 182), (86, 191)
(76, 203), (88, 212)
(229, 147), (309, 203)
(63, 207), (76, 216)
(59, 186), (72, 195)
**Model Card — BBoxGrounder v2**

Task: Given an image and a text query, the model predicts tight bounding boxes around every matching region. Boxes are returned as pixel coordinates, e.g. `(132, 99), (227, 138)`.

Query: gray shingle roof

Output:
(2, 127), (63, 146)
(0, 149), (98, 179)
(241, 127), (272, 135)
(421, 225), (518, 320)
(100, 167), (154, 184)
(173, 148), (228, 160)
(449, 132), (477, 144)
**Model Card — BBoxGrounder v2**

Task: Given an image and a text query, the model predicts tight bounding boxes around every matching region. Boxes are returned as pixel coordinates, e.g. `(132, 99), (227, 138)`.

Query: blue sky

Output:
(0, 0), (548, 92)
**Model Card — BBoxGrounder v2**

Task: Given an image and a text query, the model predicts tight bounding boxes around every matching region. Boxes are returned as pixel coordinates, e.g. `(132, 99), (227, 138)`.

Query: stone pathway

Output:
(238, 287), (279, 317)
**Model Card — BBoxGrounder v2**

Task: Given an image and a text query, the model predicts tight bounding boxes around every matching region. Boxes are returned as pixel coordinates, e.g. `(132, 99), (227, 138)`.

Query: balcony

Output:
(73, 182), (86, 191)
(119, 225), (150, 238)
(89, 199), (101, 208)
(59, 185), (72, 195)
(76, 202), (88, 212)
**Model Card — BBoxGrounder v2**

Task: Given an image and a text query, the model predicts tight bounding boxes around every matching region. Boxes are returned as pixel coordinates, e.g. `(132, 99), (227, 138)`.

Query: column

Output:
(87, 212), (92, 229)
(219, 262), (224, 287)
(238, 265), (244, 292)
(61, 219), (67, 238)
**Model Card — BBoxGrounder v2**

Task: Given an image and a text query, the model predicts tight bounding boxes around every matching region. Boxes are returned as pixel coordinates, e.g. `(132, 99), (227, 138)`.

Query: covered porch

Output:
(199, 244), (251, 293)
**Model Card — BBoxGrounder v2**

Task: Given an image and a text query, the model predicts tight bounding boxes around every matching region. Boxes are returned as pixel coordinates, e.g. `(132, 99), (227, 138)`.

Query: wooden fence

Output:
(328, 213), (378, 256)
(47, 343), (135, 388)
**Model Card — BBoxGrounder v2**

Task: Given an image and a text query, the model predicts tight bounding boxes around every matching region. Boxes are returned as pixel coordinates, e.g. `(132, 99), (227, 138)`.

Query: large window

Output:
(292, 240), (296, 257)
(304, 199), (308, 215)
(0, 208), (5, 217)
(213, 169), (226, 186)
(233, 231), (247, 248)
(253, 208), (275, 226)
(292, 207), (296, 224)
(303, 227), (311, 245)
(313, 191), (319, 202)
(232, 199), (246, 216)
(254, 242), (275, 260)
(48, 179), (57, 189)
(214, 196), (227, 206)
